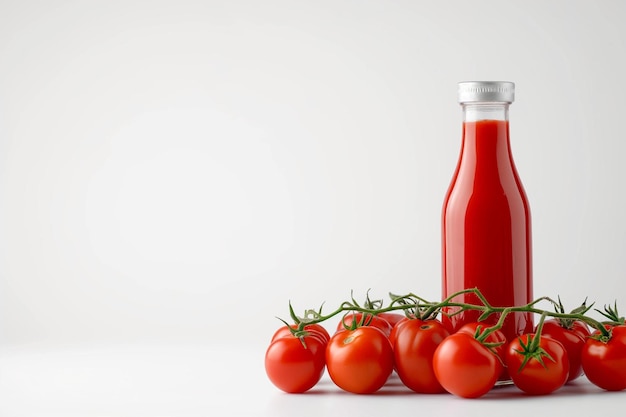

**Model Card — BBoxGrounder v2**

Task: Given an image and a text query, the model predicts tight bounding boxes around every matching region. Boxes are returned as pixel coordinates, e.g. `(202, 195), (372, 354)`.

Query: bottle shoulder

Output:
(443, 177), (530, 213)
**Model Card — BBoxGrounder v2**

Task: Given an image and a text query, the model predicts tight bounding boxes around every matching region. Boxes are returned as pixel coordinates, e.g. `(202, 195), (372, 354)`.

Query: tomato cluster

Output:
(265, 312), (626, 397)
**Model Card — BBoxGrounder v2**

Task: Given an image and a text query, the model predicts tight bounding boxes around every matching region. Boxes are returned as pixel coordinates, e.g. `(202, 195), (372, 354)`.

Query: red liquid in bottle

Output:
(442, 119), (533, 342)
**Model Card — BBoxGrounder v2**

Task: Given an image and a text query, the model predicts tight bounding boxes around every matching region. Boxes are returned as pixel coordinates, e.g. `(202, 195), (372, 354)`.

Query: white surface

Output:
(1, 0), (626, 414)
(0, 343), (623, 416)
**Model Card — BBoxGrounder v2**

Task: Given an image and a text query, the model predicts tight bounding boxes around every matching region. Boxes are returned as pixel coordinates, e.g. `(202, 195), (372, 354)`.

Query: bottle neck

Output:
(462, 103), (509, 122)
(458, 103), (515, 181)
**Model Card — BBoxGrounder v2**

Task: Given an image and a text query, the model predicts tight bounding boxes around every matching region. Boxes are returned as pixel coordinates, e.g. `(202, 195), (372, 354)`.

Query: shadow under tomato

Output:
(476, 379), (606, 401)
(292, 374), (612, 398)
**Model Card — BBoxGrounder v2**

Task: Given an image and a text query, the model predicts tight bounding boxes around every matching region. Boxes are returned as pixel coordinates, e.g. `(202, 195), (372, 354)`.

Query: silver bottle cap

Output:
(458, 81), (515, 104)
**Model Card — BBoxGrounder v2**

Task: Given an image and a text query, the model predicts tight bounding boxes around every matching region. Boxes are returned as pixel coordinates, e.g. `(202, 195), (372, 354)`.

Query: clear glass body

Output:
(441, 102), (533, 344)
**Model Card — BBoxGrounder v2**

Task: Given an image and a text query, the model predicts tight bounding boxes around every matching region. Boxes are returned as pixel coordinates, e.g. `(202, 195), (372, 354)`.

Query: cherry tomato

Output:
(377, 312), (407, 328)
(581, 324), (626, 391)
(505, 334), (569, 395)
(571, 320), (591, 338)
(326, 326), (394, 394)
(393, 318), (449, 393)
(271, 323), (330, 345)
(388, 316), (410, 347)
(457, 322), (507, 359)
(433, 332), (502, 398)
(538, 319), (586, 382)
(457, 322), (508, 380)
(265, 332), (326, 393)
(303, 323), (331, 343)
(336, 312), (392, 338)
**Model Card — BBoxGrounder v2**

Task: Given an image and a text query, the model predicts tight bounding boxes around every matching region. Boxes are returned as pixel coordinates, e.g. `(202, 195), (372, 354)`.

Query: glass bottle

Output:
(441, 81), (533, 344)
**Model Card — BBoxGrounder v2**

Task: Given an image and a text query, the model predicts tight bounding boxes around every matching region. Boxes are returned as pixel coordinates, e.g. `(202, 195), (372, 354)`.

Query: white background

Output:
(1, 0), (625, 415)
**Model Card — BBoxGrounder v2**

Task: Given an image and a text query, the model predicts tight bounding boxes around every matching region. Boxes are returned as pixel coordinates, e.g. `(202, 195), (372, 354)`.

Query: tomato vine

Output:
(267, 288), (626, 396)
(281, 288), (612, 341)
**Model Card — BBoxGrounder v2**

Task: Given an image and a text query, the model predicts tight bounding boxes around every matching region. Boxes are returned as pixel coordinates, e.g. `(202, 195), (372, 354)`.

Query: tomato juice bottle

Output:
(441, 81), (533, 344)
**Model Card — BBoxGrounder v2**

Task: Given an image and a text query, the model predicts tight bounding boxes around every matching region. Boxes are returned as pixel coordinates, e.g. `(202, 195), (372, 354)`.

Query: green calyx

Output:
(513, 313), (554, 371)
(595, 301), (625, 326)
(590, 327), (613, 344)
(552, 296), (592, 329)
(388, 292), (440, 320)
(514, 333), (555, 372)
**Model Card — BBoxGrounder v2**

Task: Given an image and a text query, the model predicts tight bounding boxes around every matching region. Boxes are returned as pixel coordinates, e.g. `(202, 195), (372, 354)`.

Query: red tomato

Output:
(571, 320), (591, 338)
(388, 316), (410, 347)
(377, 312), (407, 328)
(336, 312), (392, 337)
(457, 322), (508, 380)
(393, 318), (450, 393)
(538, 319), (586, 382)
(265, 332), (326, 393)
(304, 323), (331, 343)
(433, 332), (502, 398)
(271, 323), (330, 345)
(581, 324), (626, 391)
(505, 334), (569, 395)
(326, 326), (394, 394)
(457, 322), (507, 359)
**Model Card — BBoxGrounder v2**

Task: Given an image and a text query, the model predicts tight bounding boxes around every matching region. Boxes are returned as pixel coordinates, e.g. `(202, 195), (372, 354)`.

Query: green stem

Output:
(285, 288), (612, 339)
(528, 312), (548, 351)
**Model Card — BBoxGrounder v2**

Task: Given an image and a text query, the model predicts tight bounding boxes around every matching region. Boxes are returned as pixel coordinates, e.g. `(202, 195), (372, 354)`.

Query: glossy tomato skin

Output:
(388, 317), (410, 347)
(457, 323), (506, 357)
(303, 324), (331, 343)
(393, 319), (449, 393)
(271, 324), (330, 345)
(265, 333), (326, 393)
(326, 326), (394, 394)
(336, 313), (392, 338)
(505, 334), (569, 395)
(457, 322), (508, 380)
(377, 312), (407, 328)
(539, 320), (586, 382)
(571, 320), (591, 338)
(433, 332), (502, 398)
(582, 325), (626, 391)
